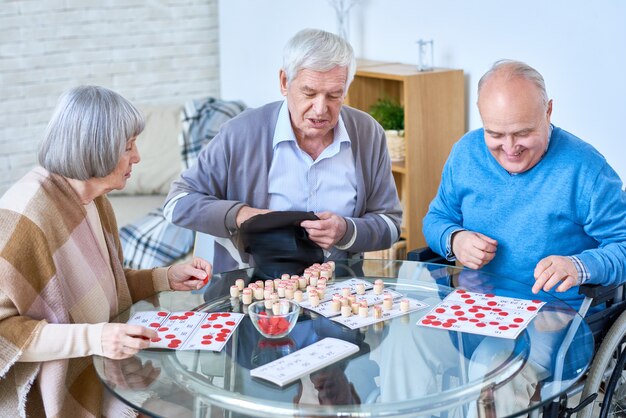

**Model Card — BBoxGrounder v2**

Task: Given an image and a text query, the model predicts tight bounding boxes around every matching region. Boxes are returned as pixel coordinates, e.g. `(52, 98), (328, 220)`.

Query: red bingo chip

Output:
(213, 324), (223, 329)
(476, 322), (486, 327)
(171, 339), (182, 344)
(513, 317), (524, 323)
(158, 327), (169, 332)
(485, 293), (495, 298)
(499, 326), (509, 331)
(527, 306), (538, 311)
(185, 312), (194, 316)
(442, 323), (453, 328)
(201, 324), (211, 329)
(451, 305), (461, 310)
(465, 299), (475, 304)
(149, 322), (160, 328)
(225, 321), (236, 326)
(454, 310), (465, 316)
(151, 337), (162, 343)
(201, 340), (212, 345)
(435, 308), (446, 313)
(487, 301), (497, 306)
(422, 319), (432, 325)
(157, 311), (168, 317)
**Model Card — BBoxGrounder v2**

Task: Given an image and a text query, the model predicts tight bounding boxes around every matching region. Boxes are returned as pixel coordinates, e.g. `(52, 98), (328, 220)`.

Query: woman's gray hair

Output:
(38, 85), (144, 180)
(478, 59), (549, 106)
(282, 28), (356, 93)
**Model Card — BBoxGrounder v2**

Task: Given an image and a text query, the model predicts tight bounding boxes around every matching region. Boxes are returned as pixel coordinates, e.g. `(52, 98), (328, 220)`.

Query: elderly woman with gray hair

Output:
(0, 85), (212, 417)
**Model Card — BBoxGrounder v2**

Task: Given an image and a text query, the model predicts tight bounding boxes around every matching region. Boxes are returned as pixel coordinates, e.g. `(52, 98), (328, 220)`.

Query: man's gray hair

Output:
(282, 28), (356, 93)
(478, 59), (549, 106)
(39, 85), (144, 180)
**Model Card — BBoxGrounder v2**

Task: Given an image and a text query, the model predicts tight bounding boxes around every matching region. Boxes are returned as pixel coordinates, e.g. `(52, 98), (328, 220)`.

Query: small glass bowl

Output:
(248, 300), (300, 339)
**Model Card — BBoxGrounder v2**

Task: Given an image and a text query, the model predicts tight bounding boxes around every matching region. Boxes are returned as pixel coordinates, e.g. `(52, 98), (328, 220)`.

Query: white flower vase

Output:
(385, 130), (405, 162)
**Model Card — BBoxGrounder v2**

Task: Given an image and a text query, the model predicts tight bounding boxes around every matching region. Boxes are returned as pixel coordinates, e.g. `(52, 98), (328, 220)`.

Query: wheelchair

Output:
(407, 247), (626, 418)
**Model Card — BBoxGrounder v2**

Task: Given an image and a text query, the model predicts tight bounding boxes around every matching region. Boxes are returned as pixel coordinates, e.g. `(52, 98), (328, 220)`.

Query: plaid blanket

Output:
(180, 97), (247, 169)
(120, 97), (246, 268)
(120, 208), (194, 269)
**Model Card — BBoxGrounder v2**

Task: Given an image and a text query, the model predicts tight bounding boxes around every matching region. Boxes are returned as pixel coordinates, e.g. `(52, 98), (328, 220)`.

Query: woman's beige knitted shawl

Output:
(0, 167), (159, 417)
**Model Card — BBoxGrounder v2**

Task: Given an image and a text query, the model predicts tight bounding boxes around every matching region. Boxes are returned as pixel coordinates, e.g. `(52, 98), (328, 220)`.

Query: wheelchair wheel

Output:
(600, 346), (626, 417)
(579, 310), (626, 418)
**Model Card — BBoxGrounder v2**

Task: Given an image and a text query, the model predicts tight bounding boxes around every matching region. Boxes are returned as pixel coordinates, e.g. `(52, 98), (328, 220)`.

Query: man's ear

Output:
(279, 69), (288, 96)
(546, 99), (553, 121)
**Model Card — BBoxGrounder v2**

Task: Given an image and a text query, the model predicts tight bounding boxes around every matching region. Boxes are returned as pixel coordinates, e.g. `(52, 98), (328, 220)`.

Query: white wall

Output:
(0, 0), (220, 195)
(219, 0), (626, 182)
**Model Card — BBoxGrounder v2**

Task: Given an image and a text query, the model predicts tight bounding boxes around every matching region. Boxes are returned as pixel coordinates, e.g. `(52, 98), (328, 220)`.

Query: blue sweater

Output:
(423, 126), (626, 308)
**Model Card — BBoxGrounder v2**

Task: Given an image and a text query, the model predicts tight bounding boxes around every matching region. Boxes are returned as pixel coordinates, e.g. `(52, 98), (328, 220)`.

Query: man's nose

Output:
(502, 136), (516, 153)
(312, 96), (327, 114)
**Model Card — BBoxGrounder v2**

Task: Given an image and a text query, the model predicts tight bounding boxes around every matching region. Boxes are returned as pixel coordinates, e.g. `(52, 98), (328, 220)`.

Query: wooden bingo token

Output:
(400, 299), (410, 312)
(230, 285), (240, 298)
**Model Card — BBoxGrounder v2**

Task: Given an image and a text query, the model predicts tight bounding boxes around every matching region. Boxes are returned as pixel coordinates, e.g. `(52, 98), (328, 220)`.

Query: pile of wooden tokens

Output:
(331, 279), (411, 319)
(229, 261), (336, 307)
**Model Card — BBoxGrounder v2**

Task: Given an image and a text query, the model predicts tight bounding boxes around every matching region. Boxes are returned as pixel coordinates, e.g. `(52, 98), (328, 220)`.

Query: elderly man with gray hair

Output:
(165, 28), (402, 274)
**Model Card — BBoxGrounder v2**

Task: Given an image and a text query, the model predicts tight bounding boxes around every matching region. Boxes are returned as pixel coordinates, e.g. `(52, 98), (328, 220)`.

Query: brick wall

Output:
(0, 0), (220, 194)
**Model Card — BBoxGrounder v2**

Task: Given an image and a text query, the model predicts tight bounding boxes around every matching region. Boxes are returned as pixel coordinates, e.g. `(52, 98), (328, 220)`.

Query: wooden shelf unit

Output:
(346, 61), (465, 253)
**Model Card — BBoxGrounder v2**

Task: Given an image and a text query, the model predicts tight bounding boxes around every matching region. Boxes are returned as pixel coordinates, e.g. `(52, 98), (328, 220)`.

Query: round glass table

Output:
(94, 259), (593, 418)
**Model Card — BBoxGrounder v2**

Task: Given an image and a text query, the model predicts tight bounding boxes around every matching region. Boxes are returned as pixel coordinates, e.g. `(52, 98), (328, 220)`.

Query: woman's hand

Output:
(101, 323), (157, 360)
(167, 257), (213, 290)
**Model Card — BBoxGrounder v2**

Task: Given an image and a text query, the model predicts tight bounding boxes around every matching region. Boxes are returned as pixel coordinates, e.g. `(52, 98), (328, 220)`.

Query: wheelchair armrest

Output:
(407, 247), (455, 266)
(578, 283), (622, 306)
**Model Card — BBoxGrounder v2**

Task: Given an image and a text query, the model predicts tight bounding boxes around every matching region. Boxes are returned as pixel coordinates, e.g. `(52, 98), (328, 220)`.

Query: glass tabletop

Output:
(93, 259), (593, 418)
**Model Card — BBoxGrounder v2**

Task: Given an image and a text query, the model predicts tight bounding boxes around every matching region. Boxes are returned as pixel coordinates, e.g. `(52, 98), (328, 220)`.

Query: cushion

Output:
(239, 211), (324, 280)
(111, 104), (182, 195)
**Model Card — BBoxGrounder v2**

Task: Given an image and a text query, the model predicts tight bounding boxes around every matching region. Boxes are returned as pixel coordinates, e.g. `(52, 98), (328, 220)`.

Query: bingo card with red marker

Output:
(417, 289), (545, 339)
(127, 310), (244, 351)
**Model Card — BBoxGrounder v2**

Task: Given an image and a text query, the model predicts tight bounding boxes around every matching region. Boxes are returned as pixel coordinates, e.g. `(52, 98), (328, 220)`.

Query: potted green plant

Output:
(369, 98), (405, 162)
